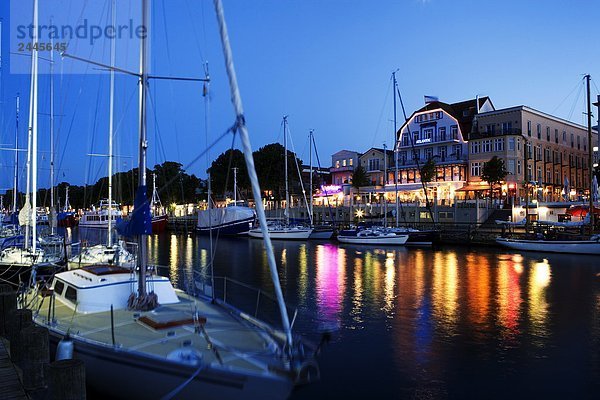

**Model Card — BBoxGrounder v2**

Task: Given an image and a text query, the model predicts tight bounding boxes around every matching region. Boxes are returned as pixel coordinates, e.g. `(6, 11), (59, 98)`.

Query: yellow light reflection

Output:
(497, 258), (522, 337)
(383, 254), (396, 315)
(528, 259), (551, 338)
(297, 244), (308, 302)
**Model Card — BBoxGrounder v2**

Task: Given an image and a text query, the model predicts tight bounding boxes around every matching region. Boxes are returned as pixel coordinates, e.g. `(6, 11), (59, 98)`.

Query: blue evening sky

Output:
(0, 0), (599, 192)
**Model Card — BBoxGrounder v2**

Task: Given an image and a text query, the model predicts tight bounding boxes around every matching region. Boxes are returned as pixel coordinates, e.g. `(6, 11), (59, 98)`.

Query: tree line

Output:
(3, 161), (202, 211)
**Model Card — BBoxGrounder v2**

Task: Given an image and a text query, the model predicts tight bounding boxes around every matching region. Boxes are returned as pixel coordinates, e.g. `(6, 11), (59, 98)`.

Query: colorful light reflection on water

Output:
(141, 233), (600, 399)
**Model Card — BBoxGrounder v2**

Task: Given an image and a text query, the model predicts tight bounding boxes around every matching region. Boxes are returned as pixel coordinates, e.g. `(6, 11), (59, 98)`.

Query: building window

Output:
(342, 159), (347, 167)
(402, 134), (409, 146)
(527, 121), (532, 136)
(400, 151), (407, 163)
(526, 143), (532, 159)
(425, 148), (433, 160)
(501, 122), (512, 133)
(453, 144), (462, 159)
(412, 149), (420, 161)
(537, 124), (541, 139)
(571, 133), (574, 148)
(439, 127), (446, 141)
(413, 131), (419, 144)
(487, 124), (496, 134)
(451, 125), (458, 139)
(349, 158), (353, 166)
(546, 170), (552, 184)
(483, 139), (492, 152)
(577, 136), (581, 150)
(493, 138), (503, 152)
(508, 137), (516, 151)
(527, 164), (532, 181)
(438, 146), (447, 160)
(517, 160), (522, 175)
(335, 160), (340, 168)
(368, 159), (380, 171)
(507, 159), (515, 175)
(546, 127), (550, 141)
(471, 142), (481, 154)
(554, 129), (559, 144)
(471, 162), (481, 177)
(562, 131), (567, 144)
(423, 128), (433, 140)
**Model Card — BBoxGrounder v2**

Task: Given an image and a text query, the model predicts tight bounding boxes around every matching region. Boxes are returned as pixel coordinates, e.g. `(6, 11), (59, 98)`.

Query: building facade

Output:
(392, 97), (495, 203)
(359, 147), (394, 187)
(469, 106), (598, 202)
(330, 150), (360, 185)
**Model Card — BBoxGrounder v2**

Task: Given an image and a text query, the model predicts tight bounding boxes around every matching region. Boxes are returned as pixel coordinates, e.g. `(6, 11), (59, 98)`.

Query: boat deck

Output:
(31, 290), (285, 375)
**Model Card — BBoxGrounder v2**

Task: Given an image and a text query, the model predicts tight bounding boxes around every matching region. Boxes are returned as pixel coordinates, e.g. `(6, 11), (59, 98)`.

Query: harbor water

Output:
(78, 228), (600, 399)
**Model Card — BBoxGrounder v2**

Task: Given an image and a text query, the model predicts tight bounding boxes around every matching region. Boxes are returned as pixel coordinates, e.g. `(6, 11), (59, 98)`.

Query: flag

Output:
(424, 95), (439, 104)
(116, 186), (152, 237)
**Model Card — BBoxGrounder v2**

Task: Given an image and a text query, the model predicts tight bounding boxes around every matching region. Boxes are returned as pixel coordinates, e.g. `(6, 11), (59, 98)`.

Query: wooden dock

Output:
(0, 339), (28, 400)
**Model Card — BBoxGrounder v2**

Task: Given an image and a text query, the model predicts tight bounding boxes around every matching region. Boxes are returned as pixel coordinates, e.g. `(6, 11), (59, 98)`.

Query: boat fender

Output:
(167, 348), (204, 366)
(56, 335), (74, 361)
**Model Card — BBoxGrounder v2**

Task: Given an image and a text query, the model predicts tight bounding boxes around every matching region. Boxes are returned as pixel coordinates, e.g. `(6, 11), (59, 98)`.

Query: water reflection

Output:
(315, 244), (346, 327)
(134, 234), (600, 399)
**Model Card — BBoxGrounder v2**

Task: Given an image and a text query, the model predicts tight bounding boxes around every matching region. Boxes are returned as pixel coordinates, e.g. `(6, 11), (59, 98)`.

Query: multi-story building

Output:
(330, 150), (360, 185)
(392, 97), (494, 203)
(359, 147), (394, 187)
(469, 105), (598, 202)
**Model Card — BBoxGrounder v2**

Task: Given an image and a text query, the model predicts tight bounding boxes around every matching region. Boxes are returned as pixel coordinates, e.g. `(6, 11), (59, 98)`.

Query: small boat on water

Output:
(495, 235), (600, 255)
(79, 199), (123, 228)
(337, 228), (408, 245)
(249, 222), (313, 240)
(197, 204), (256, 236)
(197, 168), (255, 236)
(150, 173), (168, 233)
(340, 225), (436, 245)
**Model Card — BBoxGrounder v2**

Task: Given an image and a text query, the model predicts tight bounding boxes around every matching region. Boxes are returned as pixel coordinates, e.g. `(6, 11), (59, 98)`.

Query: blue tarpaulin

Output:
(116, 186), (152, 236)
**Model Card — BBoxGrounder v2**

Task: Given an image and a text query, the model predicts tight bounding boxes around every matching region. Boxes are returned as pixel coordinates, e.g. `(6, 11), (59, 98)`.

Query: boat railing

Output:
(192, 272), (305, 336)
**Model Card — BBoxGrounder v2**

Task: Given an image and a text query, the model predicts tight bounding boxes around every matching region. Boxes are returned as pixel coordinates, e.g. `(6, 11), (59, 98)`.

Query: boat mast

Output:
(233, 167), (238, 204)
(309, 129), (314, 226)
(49, 19), (55, 235)
(136, 0), (150, 303)
(284, 116), (290, 226)
(107, 0), (116, 248)
(64, 186), (69, 212)
(585, 74), (594, 231)
(31, 0), (39, 254)
(12, 94), (19, 214)
(383, 142), (387, 227)
(393, 71), (399, 228)
(213, 0), (294, 350)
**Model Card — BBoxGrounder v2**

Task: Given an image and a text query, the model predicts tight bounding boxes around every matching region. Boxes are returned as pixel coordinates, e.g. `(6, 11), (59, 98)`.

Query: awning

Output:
(456, 184), (491, 192)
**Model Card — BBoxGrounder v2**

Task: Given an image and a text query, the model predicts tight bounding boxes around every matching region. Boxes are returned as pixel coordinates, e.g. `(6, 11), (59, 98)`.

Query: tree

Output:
(252, 143), (303, 200)
(419, 158), (436, 185)
(351, 165), (369, 189)
(419, 158), (437, 222)
(481, 156), (508, 201)
(209, 149), (249, 198)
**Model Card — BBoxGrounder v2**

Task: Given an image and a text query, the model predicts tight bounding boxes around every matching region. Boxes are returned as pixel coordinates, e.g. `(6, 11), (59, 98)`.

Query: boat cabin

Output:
(52, 265), (179, 314)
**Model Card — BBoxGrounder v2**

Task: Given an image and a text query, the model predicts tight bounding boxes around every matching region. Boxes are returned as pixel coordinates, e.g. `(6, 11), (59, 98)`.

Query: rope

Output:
(160, 364), (206, 400)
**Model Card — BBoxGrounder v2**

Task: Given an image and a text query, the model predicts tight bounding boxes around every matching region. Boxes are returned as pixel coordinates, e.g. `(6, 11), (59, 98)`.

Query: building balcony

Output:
(330, 166), (355, 173)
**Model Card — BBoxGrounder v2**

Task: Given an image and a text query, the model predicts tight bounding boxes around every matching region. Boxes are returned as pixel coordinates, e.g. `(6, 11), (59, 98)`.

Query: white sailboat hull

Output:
(248, 227), (313, 240)
(44, 328), (293, 400)
(495, 237), (600, 255)
(337, 234), (409, 245)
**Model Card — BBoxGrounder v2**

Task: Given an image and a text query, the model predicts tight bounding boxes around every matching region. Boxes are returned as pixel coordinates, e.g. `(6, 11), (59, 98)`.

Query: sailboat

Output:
(56, 186), (78, 228)
(150, 173), (168, 233)
(196, 167), (256, 236)
(0, 5), (62, 272)
(307, 129), (334, 239)
(69, 10), (132, 268)
(496, 75), (599, 255)
(249, 116), (314, 240)
(28, 2), (321, 399)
